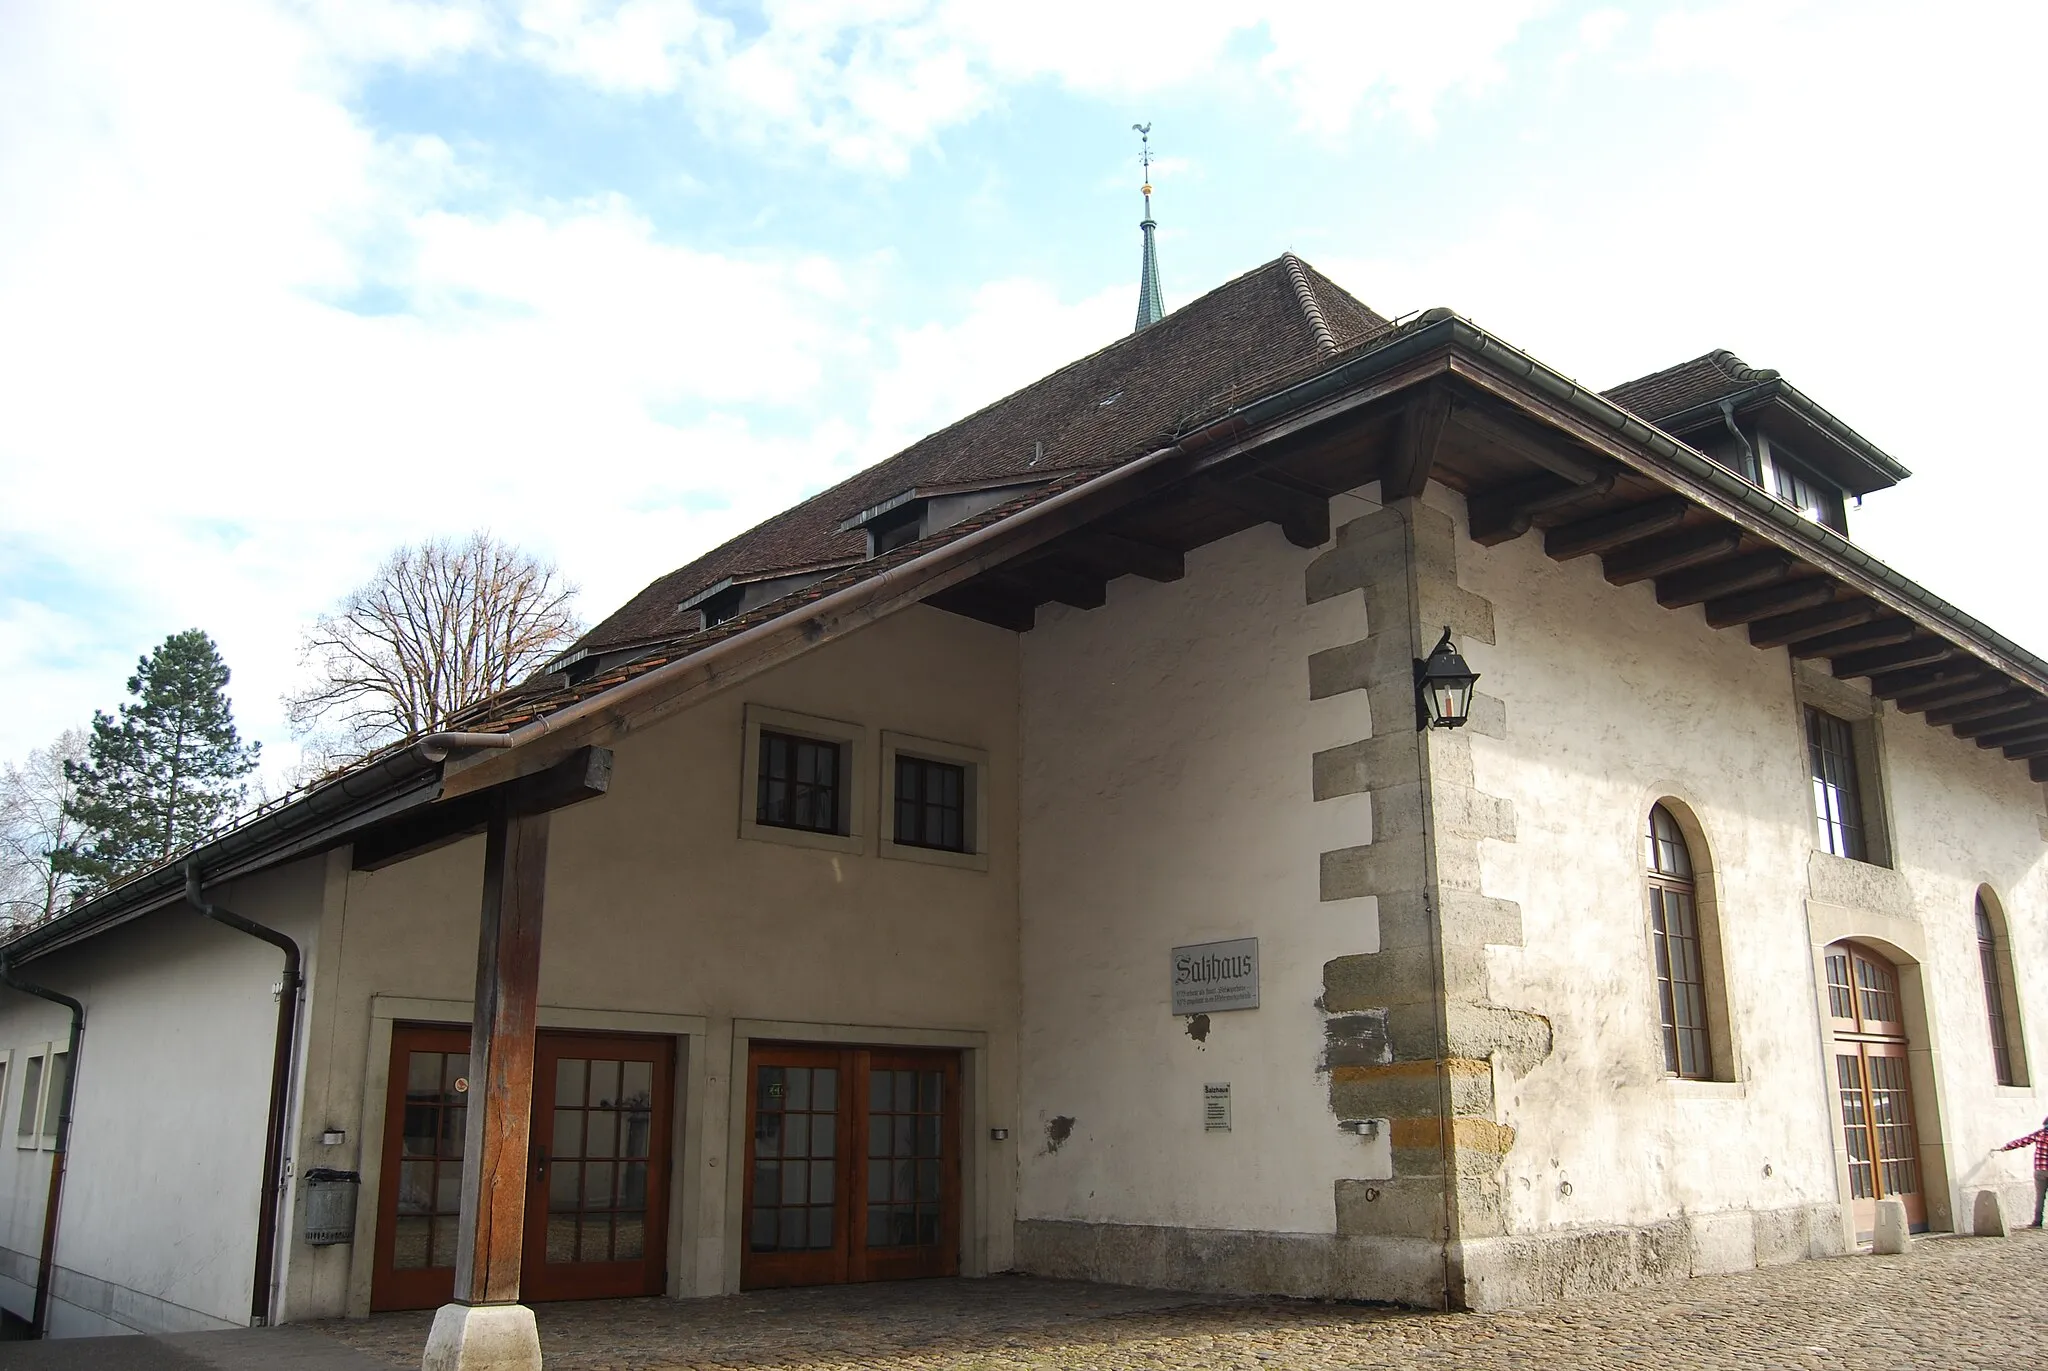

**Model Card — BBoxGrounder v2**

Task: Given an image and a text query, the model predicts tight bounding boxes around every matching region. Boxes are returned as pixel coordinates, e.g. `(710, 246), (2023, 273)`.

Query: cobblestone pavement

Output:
(315, 1229), (2047, 1370)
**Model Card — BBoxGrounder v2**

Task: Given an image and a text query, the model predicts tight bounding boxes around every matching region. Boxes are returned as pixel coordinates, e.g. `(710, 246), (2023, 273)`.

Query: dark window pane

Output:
(809, 1206), (834, 1249)
(894, 755), (969, 852)
(814, 1068), (838, 1111)
(751, 1207), (776, 1251)
(757, 1067), (786, 1112)
(758, 732), (844, 834)
(587, 1059), (620, 1108)
(1806, 708), (1868, 861)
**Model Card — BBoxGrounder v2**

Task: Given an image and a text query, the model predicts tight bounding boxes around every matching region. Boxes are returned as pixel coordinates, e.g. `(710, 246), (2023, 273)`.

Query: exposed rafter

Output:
(1748, 599), (1883, 650)
(1467, 472), (1615, 546)
(1545, 498), (1691, 561)
(1921, 689), (2036, 726)
(1832, 639), (1953, 677)
(1657, 553), (1792, 609)
(1603, 526), (1745, 586)
(1703, 579), (1836, 629)
(1786, 618), (1916, 660)
(1449, 400), (1607, 484)
(1198, 474), (1331, 549)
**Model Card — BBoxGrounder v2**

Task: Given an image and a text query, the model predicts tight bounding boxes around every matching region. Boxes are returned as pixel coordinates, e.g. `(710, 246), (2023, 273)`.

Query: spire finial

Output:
(1131, 122), (1164, 332)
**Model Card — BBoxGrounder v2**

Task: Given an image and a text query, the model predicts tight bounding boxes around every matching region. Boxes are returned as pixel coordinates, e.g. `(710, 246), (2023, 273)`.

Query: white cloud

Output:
(497, 0), (1551, 172)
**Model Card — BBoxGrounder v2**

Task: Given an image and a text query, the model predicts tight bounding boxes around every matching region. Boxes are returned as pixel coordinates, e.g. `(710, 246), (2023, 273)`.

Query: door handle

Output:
(531, 1144), (549, 1179)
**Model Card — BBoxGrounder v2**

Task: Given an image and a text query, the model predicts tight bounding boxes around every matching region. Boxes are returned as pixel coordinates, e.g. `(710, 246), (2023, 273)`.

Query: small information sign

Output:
(1171, 938), (1260, 1014)
(1204, 1082), (1232, 1132)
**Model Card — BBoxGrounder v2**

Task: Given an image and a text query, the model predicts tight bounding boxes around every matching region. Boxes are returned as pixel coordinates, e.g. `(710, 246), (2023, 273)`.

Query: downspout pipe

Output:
(183, 861), (302, 1327)
(0, 958), (82, 1339)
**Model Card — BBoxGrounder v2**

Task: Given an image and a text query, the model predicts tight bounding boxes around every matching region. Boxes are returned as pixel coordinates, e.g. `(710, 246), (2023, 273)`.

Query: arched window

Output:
(1646, 804), (1712, 1079)
(1976, 891), (2028, 1087)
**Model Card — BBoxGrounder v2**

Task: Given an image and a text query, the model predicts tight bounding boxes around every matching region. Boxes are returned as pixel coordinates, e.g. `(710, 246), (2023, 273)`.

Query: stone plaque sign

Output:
(1171, 938), (1259, 1014)
(1204, 1082), (1232, 1132)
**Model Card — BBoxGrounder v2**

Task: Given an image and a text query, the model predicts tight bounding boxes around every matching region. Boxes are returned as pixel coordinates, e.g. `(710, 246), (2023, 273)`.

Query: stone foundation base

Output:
(1015, 1219), (1451, 1308)
(1016, 1203), (1848, 1313)
(422, 1302), (543, 1371)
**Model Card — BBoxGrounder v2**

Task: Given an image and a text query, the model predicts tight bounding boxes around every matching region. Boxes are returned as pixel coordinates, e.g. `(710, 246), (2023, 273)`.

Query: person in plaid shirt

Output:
(1999, 1115), (2048, 1227)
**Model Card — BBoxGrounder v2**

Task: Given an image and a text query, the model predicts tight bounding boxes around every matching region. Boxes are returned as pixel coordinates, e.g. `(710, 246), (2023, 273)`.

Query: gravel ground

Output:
(314, 1228), (2048, 1370)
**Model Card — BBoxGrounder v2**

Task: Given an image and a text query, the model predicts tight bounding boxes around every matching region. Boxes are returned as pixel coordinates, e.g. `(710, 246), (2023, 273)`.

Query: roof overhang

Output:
(20, 302), (2044, 964)
(1655, 379), (1911, 496)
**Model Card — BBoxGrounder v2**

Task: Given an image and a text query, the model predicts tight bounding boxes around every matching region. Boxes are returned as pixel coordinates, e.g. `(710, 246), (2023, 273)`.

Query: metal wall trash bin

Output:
(302, 1168), (361, 1246)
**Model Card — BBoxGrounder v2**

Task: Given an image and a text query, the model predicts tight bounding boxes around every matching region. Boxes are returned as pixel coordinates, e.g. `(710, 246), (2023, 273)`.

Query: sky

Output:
(2, 0), (2045, 785)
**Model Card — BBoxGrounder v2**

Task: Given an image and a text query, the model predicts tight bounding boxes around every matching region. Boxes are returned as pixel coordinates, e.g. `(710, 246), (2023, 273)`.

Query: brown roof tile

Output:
(1602, 349), (1780, 423)
(576, 256), (1390, 652)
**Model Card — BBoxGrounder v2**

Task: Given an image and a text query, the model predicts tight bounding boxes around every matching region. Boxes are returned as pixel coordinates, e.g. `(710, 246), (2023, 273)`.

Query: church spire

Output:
(1132, 123), (1164, 331)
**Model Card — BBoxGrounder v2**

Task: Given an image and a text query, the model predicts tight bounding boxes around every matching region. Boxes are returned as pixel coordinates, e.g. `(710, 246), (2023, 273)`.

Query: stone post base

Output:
(422, 1302), (543, 1371)
(1971, 1188), (2010, 1238)
(1871, 1198), (1911, 1255)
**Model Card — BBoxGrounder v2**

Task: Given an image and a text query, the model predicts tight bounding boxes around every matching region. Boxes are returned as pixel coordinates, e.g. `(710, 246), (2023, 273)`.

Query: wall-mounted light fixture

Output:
(1415, 627), (1480, 730)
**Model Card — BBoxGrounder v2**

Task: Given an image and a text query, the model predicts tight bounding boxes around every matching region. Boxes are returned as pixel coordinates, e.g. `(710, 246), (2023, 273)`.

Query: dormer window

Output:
(838, 478), (1051, 560)
(1758, 436), (1847, 534)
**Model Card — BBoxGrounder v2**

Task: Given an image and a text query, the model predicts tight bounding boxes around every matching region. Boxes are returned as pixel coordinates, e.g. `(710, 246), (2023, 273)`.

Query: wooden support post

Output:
(1385, 386), (1456, 498)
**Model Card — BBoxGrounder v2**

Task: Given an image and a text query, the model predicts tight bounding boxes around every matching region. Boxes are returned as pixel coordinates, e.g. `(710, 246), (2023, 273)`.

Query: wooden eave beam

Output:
(1953, 704), (2048, 740)
(1198, 474), (1330, 549)
(2003, 736), (2048, 760)
(1749, 599), (1883, 650)
(1467, 472), (1616, 547)
(1703, 579), (1837, 629)
(1448, 398), (1607, 484)
(2032, 757), (2048, 784)
(1603, 526), (1745, 587)
(1983, 725), (2048, 753)
(1545, 498), (1692, 561)
(1870, 663), (1987, 698)
(1656, 552), (1793, 609)
(925, 584), (1036, 633)
(1030, 564), (1109, 611)
(352, 746), (612, 872)
(1064, 531), (1184, 582)
(1384, 385), (1456, 499)
(1831, 639), (1954, 678)
(1981, 721), (2048, 751)
(1786, 618), (1917, 661)
(1920, 689), (2036, 725)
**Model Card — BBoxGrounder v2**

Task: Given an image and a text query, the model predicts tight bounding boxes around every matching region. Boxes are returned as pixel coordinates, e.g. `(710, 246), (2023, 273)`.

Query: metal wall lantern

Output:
(1415, 627), (1480, 730)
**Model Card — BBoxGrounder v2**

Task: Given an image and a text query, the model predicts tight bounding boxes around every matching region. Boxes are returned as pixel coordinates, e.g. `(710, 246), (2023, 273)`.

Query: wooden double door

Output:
(371, 1025), (674, 1310)
(742, 1043), (961, 1289)
(1825, 942), (1926, 1238)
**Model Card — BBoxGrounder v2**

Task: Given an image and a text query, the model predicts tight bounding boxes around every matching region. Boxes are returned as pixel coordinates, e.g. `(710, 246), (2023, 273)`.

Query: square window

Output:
(41, 1051), (68, 1146)
(757, 731), (846, 835)
(738, 705), (867, 855)
(880, 732), (989, 871)
(894, 755), (967, 852)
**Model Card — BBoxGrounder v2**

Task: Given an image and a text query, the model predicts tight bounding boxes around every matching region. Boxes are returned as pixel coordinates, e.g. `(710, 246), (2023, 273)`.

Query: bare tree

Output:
(286, 533), (582, 759)
(1, 727), (89, 931)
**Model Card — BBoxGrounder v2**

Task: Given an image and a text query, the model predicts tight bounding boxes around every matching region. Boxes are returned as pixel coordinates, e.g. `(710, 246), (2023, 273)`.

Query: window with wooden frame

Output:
(1976, 890), (2029, 1087)
(1646, 805), (1713, 1079)
(1805, 706), (1869, 862)
(16, 1051), (43, 1146)
(739, 705), (867, 856)
(40, 1049), (67, 1147)
(880, 732), (989, 871)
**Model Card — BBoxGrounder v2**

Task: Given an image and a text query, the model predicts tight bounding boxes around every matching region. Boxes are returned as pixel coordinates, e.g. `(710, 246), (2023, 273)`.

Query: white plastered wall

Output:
(1442, 481), (2048, 1247)
(1017, 508), (1391, 1238)
(0, 856), (325, 1336)
(283, 604), (1023, 1319)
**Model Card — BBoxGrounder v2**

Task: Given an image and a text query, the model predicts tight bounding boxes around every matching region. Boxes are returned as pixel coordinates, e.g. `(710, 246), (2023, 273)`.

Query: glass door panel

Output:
(371, 1025), (472, 1312)
(741, 1043), (961, 1289)
(523, 1033), (673, 1301)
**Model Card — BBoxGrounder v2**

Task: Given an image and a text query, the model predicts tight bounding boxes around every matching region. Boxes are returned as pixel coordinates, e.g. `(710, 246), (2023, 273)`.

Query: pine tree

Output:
(56, 630), (261, 893)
